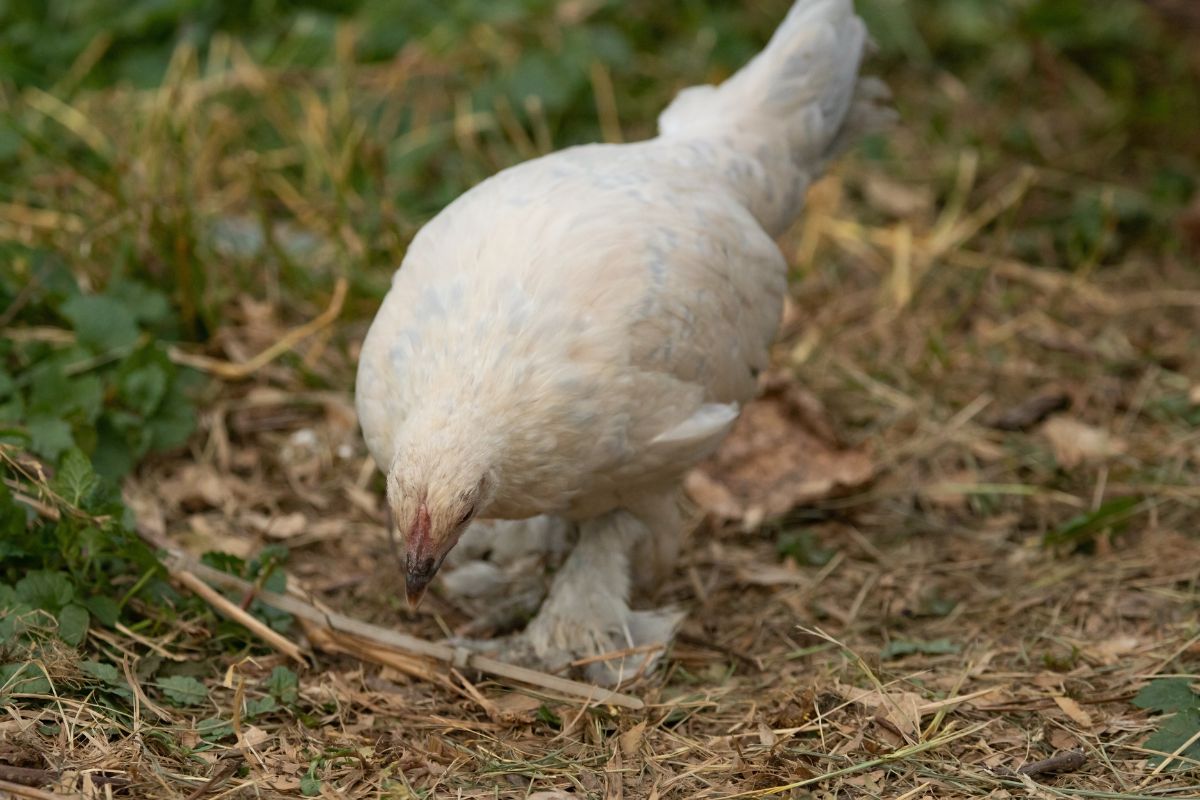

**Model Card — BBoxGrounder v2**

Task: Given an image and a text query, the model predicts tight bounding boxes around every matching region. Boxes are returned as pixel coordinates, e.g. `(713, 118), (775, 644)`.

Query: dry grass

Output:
(3, 1), (1200, 797)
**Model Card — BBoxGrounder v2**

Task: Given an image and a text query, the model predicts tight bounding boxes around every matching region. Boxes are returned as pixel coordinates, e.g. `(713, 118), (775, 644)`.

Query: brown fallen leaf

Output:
(1052, 696), (1094, 729)
(837, 682), (925, 740)
(160, 463), (229, 511)
(1084, 635), (1141, 665)
(180, 515), (254, 558)
(243, 510), (308, 539)
(491, 692), (544, 724)
(619, 720), (646, 758)
(687, 375), (874, 523)
(1040, 416), (1127, 469)
(1047, 727), (1080, 752)
(922, 469), (979, 510)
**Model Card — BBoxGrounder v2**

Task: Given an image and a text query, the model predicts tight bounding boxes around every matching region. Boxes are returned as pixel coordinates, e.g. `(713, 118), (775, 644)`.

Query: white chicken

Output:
(356, 0), (888, 682)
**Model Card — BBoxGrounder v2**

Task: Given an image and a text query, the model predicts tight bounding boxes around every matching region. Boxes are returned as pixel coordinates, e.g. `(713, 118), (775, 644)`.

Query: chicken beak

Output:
(405, 502), (438, 608)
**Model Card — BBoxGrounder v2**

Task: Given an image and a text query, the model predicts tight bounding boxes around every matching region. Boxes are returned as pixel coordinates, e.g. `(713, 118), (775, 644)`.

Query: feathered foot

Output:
(437, 516), (571, 635)
(451, 511), (683, 686)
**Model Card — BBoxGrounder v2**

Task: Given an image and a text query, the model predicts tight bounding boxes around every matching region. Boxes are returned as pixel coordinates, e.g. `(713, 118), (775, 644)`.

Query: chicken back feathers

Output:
(356, 0), (886, 522)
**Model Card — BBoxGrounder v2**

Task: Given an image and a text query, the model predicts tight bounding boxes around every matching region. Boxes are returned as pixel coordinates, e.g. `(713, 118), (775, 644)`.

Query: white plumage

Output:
(356, 0), (888, 682)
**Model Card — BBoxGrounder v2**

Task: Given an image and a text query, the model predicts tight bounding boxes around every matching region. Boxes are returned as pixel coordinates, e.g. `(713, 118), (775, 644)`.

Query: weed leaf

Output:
(1143, 709), (1200, 769)
(57, 603), (89, 646)
(1045, 496), (1139, 546)
(881, 638), (961, 660)
(1134, 679), (1199, 714)
(53, 449), (99, 507)
(79, 660), (122, 685)
(157, 675), (207, 706)
(267, 666), (299, 705)
(0, 662), (52, 696)
(60, 294), (140, 352)
(15, 570), (75, 612)
(82, 595), (120, 627)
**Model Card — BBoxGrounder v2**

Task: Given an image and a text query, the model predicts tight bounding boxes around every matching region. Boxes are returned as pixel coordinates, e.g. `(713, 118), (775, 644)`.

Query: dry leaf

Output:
(757, 720), (778, 747)
(1085, 635), (1140, 665)
(1048, 727), (1079, 751)
(619, 721), (646, 757)
(1052, 696), (1093, 729)
(922, 469), (979, 509)
(688, 376), (874, 522)
(1040, 416), (1126, 469)
(180, 515), (253, 557)
(838, 683), (926, 739)
(241, 725), (271, 748)
(266, 776), (302, 791)
(242, 510), (309, 539)
(160, 463), (228, 511)
(492, 692), (543, 724)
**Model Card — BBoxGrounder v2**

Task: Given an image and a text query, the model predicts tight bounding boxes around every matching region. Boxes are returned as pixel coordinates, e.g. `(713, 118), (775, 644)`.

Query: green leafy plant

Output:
(266, 665), (301, 705)
(156, 675), (209, 707)
(1133, 679), (1200, 768)
(880, 638), (961, 661)
(0, 442), (301, 729)
(0, 260), (199, 480)
(200, 546), (294, 636)
(1044, 496), (1141, 547)
(0, 448), (172, 638)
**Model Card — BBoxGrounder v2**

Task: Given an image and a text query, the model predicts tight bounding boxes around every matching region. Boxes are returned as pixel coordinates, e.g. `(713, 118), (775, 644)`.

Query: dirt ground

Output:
(105, 156), (1200, 796)
(3, 1), (1200, 797)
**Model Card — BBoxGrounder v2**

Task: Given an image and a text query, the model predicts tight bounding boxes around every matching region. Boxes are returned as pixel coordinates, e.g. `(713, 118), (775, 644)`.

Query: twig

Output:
(1015, 750), (1087, 777)
(168, 277), (347, 380)
(171, 568), (307, 664)
(11, 491), (59, 520)
(0, 766), (57, 788)
(165, 551), (645, 710)
(120, 655), (174, 723)
(299, 618), (458, 692)
(183, 750), (244, 800)
(0, 778), (66, 800)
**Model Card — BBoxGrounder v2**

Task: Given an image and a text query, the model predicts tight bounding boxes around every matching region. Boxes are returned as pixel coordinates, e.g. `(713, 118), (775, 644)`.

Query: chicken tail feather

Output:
(658, 0), (892, 234)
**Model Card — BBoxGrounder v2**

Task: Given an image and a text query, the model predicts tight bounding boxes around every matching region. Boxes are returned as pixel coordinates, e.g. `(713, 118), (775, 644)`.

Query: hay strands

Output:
(158, 547), (646, 710)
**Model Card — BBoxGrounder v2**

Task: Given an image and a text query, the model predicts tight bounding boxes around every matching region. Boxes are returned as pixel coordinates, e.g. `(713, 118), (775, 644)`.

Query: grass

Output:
(2, 0), (1200, 797)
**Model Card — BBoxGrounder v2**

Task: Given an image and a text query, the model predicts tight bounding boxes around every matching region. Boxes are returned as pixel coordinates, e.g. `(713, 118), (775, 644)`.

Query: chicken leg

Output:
(453, 507), (684, 686)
